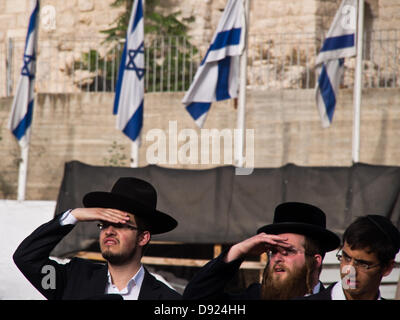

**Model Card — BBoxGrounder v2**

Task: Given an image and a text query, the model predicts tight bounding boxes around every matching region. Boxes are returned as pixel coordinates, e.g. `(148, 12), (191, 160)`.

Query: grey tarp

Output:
(51, 160), (400, 257)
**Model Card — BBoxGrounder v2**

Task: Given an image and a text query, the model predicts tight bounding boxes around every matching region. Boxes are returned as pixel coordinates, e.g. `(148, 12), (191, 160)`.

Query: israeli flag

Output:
(182, 0), (245, 128)
(113, 0), (144, 143)
(8, 0), (39, 148)
(316, 0), (357, 127)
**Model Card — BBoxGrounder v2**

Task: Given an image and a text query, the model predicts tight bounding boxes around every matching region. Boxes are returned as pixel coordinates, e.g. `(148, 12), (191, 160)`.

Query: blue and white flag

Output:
(316, 0), (357, 127)
(113, 0), (144, 143)
(182, 0), (245, 128)
(8, 0), (39, 148)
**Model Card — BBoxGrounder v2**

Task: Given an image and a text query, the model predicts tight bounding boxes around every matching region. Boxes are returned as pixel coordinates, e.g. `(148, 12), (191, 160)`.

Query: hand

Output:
(70, 208), (131, 224)
(224, 233), (291, 263)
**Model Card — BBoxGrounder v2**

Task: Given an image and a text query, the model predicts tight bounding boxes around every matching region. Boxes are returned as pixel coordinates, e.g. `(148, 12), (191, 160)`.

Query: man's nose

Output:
(104, 225), (117, 235)
(270, 251), (285, 262)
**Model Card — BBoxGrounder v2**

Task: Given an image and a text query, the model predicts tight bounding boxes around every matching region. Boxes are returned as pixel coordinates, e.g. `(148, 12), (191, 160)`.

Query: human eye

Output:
(360, 262), (370, 269)
(355, 260), (371, 270)
(287, 248), (298, 256)
(342, 252), (352, 263)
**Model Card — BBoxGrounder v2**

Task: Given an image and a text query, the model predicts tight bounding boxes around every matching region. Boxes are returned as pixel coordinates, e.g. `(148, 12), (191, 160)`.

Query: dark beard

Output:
(101, 247), (137, 265)
(260, 263), (308, 300)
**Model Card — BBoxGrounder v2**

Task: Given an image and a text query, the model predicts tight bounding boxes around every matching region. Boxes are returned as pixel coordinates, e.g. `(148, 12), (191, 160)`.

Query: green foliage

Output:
(103, 141), (128, 166)
(74, 48), (122, 91)
(74, 0), (197, 92)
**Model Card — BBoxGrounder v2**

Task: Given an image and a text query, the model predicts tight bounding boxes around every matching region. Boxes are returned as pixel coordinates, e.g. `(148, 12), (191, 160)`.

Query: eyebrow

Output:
(342, 250), (375, 265)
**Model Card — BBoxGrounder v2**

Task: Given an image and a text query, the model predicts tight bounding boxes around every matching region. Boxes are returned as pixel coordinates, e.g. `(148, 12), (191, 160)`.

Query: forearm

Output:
(183, 250), (243, 300)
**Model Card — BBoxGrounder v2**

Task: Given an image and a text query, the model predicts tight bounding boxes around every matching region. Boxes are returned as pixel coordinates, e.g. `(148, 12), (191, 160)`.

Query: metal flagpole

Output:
(129, 0), (145, 168)
(14, 0), (40, 200)
(17, 145), (29, 200)
(235, 0), (249, 167)
(131, 140), (139, 167)
(352, 0), (364, 163)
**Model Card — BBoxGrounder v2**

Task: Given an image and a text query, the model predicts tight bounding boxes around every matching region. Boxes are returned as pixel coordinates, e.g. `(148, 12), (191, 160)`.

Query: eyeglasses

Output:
(336, 249), (381, 271)
(97, 221), (139, 231)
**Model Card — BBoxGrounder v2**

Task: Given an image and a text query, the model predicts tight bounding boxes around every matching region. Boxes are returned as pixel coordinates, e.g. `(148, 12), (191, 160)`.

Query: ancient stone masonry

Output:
(1, 0), (400, 95)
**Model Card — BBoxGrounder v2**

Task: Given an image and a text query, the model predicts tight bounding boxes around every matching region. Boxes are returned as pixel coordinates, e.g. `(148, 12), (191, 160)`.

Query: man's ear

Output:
(314, 254), (323, 269)
(382, 259), (395, 277)
(138, 231), (151, 247)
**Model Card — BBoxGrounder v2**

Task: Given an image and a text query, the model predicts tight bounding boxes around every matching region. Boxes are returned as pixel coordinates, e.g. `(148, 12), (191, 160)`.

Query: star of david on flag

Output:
(182, 0), (245, 128)
(8, 0), (39, 148)
(126, 44), (145, 80)
(113, 0), (144, 143)
(316, 0), (357, 128)
(21, 54), (36, 79)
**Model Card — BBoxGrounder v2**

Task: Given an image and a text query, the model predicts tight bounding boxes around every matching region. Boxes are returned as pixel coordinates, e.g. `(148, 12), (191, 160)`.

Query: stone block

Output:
(5, 0), (28, 14)
(78, 0), (94, 12)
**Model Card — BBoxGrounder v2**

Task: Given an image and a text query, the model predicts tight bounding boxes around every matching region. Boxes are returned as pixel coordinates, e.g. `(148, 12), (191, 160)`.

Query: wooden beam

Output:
(396, 273), (400, 300)
(259, 252), (267, 282)
(73, 251), (267, 270)
(213, 244), (222, 258)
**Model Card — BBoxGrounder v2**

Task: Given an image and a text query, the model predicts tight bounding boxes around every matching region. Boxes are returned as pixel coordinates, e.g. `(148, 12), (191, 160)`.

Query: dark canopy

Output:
(51, 160), (400, 257)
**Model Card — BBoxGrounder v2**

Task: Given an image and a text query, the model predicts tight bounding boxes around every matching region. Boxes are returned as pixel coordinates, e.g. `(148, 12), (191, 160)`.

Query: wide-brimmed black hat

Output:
(257, 202), (340, 253)
(83, 177), (177, 234)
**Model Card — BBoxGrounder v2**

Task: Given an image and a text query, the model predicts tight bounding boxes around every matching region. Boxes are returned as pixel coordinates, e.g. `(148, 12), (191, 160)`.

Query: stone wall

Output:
(1, 0), (399, 45)
(0, 0), (123, 41)
(2, 88), (400, 200)
(2, 1), (400, 96)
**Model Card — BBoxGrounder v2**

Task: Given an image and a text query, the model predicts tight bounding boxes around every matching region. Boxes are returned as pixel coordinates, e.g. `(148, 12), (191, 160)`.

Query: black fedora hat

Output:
(257, 202), (340, 253)
(82, 177), (177, 234)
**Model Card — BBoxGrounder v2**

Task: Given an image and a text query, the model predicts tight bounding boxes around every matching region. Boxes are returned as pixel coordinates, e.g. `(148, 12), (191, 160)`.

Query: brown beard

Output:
(101, 241), (138, 266)
(260, 262), (309, 300)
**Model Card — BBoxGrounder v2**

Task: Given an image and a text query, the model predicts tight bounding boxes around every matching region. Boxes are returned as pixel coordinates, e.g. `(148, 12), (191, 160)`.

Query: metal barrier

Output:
(2, 30), (400, 96)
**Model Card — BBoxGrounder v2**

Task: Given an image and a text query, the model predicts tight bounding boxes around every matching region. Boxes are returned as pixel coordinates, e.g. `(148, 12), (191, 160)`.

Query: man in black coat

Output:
(13, 177), (181, 300)
(183, 202), (340, 300)
(299, 214), (400, 300)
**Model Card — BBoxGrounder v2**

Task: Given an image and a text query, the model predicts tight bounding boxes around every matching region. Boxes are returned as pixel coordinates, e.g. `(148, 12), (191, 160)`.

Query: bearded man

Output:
(13, 177), (181, 300)
(183, 202), (340, 300)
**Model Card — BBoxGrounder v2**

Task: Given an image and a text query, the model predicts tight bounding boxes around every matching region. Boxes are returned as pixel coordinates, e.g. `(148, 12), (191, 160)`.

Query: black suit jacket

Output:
(183, 250), (325, 300)
(297, 282), (386, 300)
(13, 214), (181, 300)
(295, 283), (335, 300)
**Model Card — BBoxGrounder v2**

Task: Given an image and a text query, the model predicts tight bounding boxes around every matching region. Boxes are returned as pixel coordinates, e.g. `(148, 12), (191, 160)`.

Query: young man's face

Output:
(99, 212), (149, 265)
(339, 241), (394, 300)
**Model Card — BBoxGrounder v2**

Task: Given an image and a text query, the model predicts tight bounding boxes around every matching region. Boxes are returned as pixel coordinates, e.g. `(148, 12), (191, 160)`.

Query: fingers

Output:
(98, 208), (131, 224)
(256, 233), (291, 248)
(71, 208), (131, 223)
(243, 233), (293, 256)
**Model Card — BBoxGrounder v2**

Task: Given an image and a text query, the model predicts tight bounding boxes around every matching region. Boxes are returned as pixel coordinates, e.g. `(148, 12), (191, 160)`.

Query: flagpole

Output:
(131, 141), (139, 167)
(131, 0), (140, 169)
(10, 0), (40, 201)
(17, 145), (29, 200)
(352, 0), (364, 163)
(113, 0), (144, 168)
(235, 0), (249, 167)
(129, 0), (145, 168)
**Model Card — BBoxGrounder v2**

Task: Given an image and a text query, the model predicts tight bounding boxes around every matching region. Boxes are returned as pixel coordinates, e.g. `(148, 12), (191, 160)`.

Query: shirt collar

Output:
(331, 281), (382, 300)
(312, 282), (321, 294)
(107, 265), (145, 293)
(304, 282), (322, 296)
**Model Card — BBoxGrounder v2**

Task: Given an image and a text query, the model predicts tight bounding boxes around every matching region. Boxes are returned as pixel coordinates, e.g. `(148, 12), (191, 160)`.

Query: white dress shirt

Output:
(331, 281), (381, 300)
(106, 265), (145, 300)
(58, 209), (145, 300)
